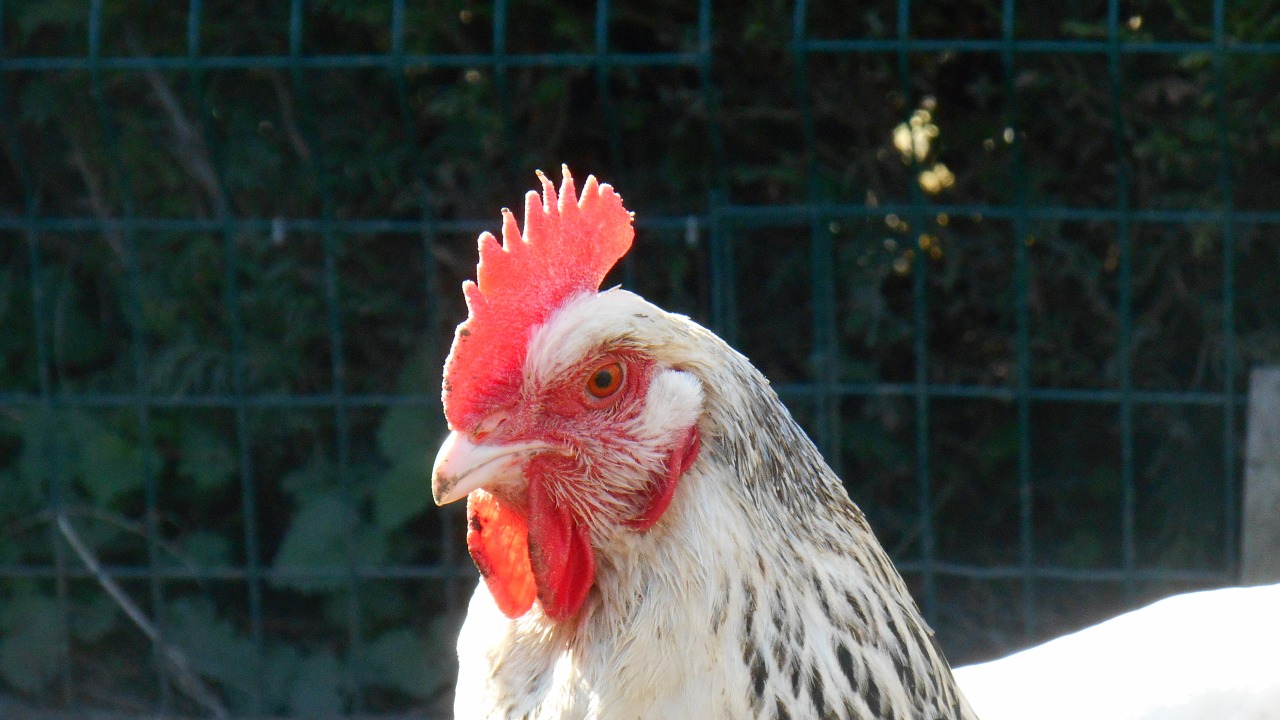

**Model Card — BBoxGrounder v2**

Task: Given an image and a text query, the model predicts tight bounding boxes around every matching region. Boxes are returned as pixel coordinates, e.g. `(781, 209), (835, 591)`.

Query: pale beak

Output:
(431, 431), (549, 506)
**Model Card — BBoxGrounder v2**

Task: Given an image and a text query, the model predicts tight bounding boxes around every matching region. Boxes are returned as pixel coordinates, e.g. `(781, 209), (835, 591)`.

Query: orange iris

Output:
(586, 361), (624, 399)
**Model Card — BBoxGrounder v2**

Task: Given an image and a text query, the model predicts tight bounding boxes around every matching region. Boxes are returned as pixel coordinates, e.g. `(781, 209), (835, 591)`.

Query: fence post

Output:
(1243, 366), (1280, 585)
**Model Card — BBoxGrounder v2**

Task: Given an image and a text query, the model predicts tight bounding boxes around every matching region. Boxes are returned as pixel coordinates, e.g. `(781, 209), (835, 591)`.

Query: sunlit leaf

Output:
(164, 597), (258, 711)
(271, 491), (386, 593)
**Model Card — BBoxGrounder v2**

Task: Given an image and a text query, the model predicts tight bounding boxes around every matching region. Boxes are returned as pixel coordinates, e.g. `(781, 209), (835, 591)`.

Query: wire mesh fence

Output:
(1, 0), (1277, 717)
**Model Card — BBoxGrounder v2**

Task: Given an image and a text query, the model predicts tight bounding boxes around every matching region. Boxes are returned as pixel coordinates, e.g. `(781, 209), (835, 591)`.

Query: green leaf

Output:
(179, 422), (237, 491)
(17, 409), (59, 497)
(366, 627), (449, 700)
(178, 530), (232, 567)
(272, 491), (351, 592)
(0, 593), (66, 693)
(289, 649), (343, 717)
(372, 456), (433, 531)
(14, 0), (86, 39)
(0, 468), (35, 529)
(281, 456), (334, 500)
(73, 414), (143, 505)
(70, 594), (119, 644)
(263, 643), (302, 713)
(50, 279), (109, 367)
(373, 340), (444, 530)
(358, 582), (409, 626)
(1059, 20), (1107, 39)
(271, 491), (386, 593)
(376, 403), (436, 465)
(163, 597), (258, 711)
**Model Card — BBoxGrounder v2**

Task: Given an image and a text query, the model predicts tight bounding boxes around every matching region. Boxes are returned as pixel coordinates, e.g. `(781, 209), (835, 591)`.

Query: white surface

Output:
(954, 583), (1280, 720)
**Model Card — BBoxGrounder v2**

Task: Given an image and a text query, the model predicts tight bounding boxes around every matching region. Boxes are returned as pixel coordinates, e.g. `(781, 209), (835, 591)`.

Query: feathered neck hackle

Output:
(441, 166), (634, 432)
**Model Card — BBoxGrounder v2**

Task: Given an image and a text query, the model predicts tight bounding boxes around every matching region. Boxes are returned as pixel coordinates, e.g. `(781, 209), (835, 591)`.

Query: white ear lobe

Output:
(631, 369), (703, 443)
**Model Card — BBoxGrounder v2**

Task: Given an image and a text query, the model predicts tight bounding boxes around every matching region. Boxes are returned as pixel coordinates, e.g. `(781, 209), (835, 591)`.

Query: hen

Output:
(430, 167), (977, 719)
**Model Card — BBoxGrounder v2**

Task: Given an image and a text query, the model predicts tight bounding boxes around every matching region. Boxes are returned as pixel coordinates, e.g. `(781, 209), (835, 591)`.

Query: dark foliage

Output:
(1, 0), (1278, 715)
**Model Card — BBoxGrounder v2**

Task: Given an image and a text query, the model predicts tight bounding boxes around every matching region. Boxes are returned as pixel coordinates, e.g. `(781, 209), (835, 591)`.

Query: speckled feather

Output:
(451, 288), (979, 720)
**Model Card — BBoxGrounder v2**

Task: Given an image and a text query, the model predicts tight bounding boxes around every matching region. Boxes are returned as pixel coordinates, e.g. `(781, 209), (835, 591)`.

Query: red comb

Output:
(442, 166), (635, 430)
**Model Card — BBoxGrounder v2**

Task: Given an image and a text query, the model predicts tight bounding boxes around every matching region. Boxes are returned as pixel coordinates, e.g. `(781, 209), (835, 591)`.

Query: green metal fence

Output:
(2, 0), (1277, 716)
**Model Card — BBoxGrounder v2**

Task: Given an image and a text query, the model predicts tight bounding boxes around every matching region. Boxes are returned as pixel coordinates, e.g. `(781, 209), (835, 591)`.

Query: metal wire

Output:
(0, 0), (1262, 715)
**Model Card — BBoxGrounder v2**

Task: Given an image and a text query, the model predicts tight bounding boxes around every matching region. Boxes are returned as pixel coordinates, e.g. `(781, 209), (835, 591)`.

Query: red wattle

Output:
(526, 471), (595, 621)
(464, 428), (699, 622)
(627, 425), (701, 531)
(467, 490), (537, 618)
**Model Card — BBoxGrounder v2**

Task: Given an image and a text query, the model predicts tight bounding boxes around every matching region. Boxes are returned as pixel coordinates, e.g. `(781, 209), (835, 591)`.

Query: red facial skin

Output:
(465, 351), (700, 622)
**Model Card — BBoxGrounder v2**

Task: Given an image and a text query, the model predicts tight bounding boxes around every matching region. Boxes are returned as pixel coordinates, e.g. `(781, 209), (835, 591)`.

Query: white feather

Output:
(452, 288), (976, 718)
(523, 289), (652, 383)
(954, 583), (1280, 720)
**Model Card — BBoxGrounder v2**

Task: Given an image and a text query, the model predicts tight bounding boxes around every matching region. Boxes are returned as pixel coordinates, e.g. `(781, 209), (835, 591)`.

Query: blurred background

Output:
(2, 0), (1278, 717)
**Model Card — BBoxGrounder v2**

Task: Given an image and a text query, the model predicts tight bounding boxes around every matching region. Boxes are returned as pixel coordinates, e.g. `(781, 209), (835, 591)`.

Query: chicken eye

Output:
(586, 361), (624, 399)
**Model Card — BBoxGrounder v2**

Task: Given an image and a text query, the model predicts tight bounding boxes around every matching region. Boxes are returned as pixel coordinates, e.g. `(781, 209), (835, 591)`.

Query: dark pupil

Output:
(593, 369), (614, 389)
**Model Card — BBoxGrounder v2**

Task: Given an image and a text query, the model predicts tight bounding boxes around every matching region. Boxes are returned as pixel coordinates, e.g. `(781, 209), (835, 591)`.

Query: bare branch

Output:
(7, 507), (207, 588)
(125, 30), (229, 218)
(68, 149), (124, 261)
(56, 514), (230, 720)
(268, 71), (313, 164)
